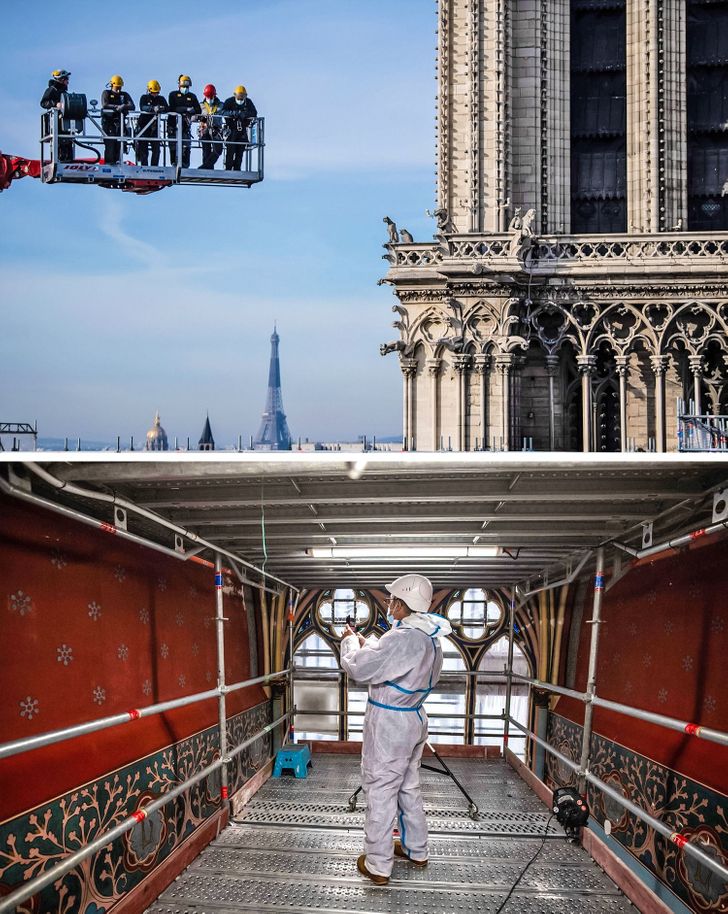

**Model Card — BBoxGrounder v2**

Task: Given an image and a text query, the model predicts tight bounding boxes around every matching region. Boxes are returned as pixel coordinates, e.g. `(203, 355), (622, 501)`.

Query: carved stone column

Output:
(427, 358), (442, 451)
(627, 0), (686, 233)
(545, 354), (559, 451)
(688, 355), (704, 415)
(577, 355), (597, 453)
(495, 353), (514, 450)
(615, 355), (629, 453)
(474, 354), (491, 451)
(401, 358), (418, 451)
(650, 355), (669, 452)
(437, 0), (511, 232)
(454, 353), (472, 451)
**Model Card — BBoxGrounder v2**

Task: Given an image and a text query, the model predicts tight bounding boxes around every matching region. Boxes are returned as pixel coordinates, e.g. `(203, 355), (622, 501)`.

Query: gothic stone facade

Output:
(380, 0), (728, 452)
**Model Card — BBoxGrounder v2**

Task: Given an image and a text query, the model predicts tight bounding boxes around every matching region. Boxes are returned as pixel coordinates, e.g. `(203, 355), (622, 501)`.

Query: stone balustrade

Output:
(384, 232), (728, 275)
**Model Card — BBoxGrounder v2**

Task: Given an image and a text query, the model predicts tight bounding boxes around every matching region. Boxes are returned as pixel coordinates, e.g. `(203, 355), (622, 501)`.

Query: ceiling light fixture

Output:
(307, 545), (501, 559)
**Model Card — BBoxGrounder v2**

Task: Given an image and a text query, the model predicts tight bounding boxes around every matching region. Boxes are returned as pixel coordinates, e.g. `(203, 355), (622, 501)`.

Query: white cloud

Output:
(97, 197), (161, 268)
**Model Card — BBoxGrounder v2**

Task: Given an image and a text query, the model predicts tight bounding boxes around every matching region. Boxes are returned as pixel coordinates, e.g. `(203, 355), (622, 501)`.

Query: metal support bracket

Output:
(174, 534), (185, 554)
(713, 489), (728, 523)
(641, 522), (654, 549)
(113, 506), (127, 531)
(7, 465), (31, 492)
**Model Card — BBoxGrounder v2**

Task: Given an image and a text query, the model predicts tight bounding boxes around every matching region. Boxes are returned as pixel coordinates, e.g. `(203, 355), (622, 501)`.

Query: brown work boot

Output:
(357, 854), (389, 885)
(394, 839), (428, 866)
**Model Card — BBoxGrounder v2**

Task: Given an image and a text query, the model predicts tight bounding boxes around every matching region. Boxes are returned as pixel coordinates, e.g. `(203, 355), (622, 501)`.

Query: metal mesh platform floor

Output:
(147, 753), (635, 914)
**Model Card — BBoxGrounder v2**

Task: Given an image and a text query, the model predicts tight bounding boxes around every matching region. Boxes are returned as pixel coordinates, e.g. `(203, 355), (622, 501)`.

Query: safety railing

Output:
(0, 466), (298, 914)
(292, 667), (528, 744)
(40, 107), (264, 188)
(0, 669), (290, 761)
(0, 709), (291, 914)
(507, 715), (728, 884)
(678, 414), (728, 452)
(504, 540), (728, 889)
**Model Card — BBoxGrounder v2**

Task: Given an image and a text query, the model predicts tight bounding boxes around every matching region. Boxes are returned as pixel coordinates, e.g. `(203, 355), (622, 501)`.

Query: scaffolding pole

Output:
(214, 555), (230, 812)
(502, 593), (516, 755)
(578, 547), (605, 794)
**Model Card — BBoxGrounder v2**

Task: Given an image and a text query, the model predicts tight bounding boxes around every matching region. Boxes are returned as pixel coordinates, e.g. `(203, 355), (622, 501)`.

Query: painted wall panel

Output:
(0, 494), (266, 822)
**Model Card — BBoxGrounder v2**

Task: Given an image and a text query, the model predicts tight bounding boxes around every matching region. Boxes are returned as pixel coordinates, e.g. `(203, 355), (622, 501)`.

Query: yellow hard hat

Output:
(179, 74), (192, 86)
(147, 79), (161, 93)
(110, 74), (124, 88)
(234, 85), (247, 96)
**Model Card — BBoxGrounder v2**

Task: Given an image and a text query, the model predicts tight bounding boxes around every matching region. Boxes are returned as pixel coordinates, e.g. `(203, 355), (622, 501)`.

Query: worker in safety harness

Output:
(340, 574), (452, 886)
(136, 80), (168, 166)
(221, 85), (257, 171)
(198, 84), (224, 170)
(40, 69), (74, 162)
(167, 75), (201, 167)
(101, 75), (135, 165)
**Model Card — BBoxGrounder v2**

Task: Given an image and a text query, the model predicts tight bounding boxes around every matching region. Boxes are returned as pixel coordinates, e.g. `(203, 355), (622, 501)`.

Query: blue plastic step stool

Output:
(272, 744), (312, 779)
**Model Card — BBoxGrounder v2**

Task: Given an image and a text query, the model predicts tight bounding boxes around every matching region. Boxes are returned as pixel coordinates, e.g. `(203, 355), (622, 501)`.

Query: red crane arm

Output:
(0, 153), (42, 191)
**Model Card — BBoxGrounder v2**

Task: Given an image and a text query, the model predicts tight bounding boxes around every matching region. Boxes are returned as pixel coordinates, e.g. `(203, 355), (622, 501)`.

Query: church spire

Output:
(198, 412), (215, 451)
(254, 326), (292, 450)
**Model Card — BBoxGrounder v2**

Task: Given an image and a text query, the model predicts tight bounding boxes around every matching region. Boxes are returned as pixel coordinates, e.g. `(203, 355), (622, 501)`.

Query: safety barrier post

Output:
(176, 115), (183, 171)
(578, 547), (605, 794)
(214, 554), (230, 812)
(287, 590), (297, 745)
(52, 109), (59, 170)
(259, 119), (264, 180)
(502, 593), (516, 756)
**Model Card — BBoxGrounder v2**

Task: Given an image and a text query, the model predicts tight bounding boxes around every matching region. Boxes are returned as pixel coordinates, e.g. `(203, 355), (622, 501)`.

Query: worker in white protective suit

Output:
(340, 573), (452, 886)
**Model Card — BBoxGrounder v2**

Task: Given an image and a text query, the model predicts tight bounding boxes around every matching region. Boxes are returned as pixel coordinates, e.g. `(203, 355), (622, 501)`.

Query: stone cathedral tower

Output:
(380, 0), (728, 453)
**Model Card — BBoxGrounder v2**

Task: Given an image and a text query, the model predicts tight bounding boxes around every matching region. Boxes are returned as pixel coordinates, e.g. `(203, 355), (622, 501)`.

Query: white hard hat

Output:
(386, 573), (433, 613)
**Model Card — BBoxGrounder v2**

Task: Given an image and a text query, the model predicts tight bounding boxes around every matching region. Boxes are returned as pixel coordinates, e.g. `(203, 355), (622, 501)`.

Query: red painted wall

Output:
(556, 536), (728, 794)
(0, 494), (266, 822)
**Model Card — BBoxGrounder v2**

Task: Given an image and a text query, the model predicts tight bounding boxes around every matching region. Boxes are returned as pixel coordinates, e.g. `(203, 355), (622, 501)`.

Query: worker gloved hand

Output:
(342, 624), (356, 638)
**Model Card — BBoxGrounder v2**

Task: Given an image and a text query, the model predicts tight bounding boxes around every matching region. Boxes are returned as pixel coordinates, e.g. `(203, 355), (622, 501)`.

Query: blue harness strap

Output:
(384, 680), (431, 695)
(367, 697), (423, 712)
(367, 696), (425, 722)
(368, 630), (442, 723)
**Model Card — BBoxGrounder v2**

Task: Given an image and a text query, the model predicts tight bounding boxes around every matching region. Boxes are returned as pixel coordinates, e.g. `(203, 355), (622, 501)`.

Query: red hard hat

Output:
(203, 84), (216, 99)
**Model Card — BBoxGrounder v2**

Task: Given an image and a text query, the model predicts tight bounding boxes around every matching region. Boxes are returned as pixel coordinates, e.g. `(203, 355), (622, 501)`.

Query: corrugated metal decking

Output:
(147, 754), (634, 914)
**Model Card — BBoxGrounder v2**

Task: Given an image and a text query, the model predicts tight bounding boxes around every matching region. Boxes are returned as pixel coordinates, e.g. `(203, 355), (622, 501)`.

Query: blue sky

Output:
(0, 0), (436, 446)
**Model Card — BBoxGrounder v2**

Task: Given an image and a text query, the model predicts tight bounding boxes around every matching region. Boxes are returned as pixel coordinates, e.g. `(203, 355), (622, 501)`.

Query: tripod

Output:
(346, 741), (479, 820)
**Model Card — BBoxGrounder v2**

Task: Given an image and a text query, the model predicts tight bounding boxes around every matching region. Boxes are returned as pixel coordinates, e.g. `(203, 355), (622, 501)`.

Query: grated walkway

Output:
(148, 753), (635, 914)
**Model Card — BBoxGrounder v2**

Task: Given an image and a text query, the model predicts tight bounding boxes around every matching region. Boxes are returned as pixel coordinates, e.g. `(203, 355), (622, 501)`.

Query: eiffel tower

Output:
(254, 326), (292, 450)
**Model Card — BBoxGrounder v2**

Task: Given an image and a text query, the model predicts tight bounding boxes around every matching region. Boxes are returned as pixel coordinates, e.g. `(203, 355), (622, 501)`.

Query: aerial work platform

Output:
(40, 106), (264, 193)
(149, 755), (633, 914)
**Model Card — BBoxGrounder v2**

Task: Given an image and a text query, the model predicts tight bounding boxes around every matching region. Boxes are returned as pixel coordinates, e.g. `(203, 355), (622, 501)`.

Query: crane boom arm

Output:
(0, 153), (41, 191)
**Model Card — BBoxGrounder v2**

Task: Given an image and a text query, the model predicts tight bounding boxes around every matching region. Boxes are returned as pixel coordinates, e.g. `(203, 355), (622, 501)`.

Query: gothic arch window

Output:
(446, 588), (503, 641)
(475, 636), (530, 759)
(293, 632), (339, 741)
(426, 637), (468, 744)
(316, 589), (372, 638)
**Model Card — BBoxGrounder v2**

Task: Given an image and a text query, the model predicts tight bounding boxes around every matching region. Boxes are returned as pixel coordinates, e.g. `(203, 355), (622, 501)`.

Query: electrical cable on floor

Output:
(493, 813), (556, 914)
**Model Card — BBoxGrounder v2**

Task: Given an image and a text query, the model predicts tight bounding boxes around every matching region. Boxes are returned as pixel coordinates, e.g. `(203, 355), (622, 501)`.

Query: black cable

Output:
(493, 813), (556, 914)
(73, 141), (101, 162)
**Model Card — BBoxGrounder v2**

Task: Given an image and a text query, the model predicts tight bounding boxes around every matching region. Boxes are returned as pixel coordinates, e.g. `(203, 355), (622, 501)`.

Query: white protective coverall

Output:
(340, 612), (453, 877)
